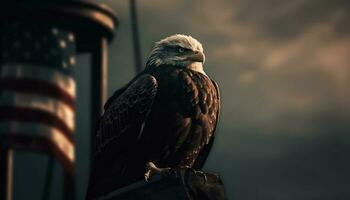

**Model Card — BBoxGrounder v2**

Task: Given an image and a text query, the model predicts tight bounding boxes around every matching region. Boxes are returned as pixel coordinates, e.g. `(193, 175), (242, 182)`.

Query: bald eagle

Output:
(86, 34), (220, 198)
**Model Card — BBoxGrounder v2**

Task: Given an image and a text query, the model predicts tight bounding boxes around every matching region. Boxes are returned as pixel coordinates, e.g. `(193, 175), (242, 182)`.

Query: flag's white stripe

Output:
(1, 63), (76, 98)
(0, 90), (75, 132)
(0, 121), (74, 162)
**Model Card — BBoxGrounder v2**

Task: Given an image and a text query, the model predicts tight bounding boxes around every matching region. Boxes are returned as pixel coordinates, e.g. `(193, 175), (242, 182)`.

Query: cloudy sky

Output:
(96, 1), (350, 199)
(12, 0), (350, 199)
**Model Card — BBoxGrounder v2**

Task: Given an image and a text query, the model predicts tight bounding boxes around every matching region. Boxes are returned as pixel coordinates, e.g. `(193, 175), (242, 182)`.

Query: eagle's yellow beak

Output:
(186, 51), (205, 63)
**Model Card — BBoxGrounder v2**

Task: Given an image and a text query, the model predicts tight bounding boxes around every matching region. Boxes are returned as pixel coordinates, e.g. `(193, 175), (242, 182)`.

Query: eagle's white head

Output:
(146, 34), (206, 75)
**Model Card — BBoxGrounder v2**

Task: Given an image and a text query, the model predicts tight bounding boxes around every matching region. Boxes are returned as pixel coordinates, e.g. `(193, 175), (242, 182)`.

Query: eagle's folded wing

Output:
(93, 74), (158, 156)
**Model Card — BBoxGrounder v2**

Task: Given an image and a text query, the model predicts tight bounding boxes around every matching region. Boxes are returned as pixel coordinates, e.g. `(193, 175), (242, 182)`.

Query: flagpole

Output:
(130, 0), (143, 73)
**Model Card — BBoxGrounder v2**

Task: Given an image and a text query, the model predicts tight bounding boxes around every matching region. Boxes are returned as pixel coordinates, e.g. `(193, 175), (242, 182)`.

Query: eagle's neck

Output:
(187, 62), (207, 76)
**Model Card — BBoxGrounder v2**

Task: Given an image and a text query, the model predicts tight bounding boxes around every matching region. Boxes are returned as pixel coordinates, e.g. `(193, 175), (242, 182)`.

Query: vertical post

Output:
(0, 142), (13, 200)
(63, 171), (75, 200)
(90, 37), (108, 161)
(130, 0), (143, 73)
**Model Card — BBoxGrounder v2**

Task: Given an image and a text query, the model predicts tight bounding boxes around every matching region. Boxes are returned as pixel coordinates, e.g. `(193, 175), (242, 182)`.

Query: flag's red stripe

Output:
(0, 78), (75, 110)
(0, 106), (74, 143)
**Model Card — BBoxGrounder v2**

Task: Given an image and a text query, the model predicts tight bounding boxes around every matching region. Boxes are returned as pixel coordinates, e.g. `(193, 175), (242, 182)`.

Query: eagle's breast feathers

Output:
(146, 66), (219, 167)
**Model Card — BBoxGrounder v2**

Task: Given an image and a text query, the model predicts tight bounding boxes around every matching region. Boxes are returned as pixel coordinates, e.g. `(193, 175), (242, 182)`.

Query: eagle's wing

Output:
(87, 74), (158, 198)
(94, 74), (158, 156)
(192, 79), (220, 170)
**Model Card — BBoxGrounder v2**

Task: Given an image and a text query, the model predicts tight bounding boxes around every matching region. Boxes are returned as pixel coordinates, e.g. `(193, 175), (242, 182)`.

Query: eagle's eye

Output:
(178, 47), (185, 53)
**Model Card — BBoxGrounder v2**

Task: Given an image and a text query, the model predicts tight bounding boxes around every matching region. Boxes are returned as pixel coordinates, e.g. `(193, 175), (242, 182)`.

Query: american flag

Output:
(0, 23), (76, 167)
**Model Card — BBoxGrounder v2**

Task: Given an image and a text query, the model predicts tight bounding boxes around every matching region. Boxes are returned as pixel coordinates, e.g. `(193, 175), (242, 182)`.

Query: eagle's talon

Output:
(144, 162), (170, 182)
(144, 171), (151, 182)
(189, 168), (207, 184)
(196, 171), (208, 184)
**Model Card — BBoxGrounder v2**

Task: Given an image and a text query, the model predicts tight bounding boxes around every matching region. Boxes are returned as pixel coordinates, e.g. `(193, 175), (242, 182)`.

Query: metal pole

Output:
(130, 0), (143, 73)
(63, 170), (75, 200)
(42, 157), (54, 200)
(0, 143), (13, 200)
(90, 37), (108, 160)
